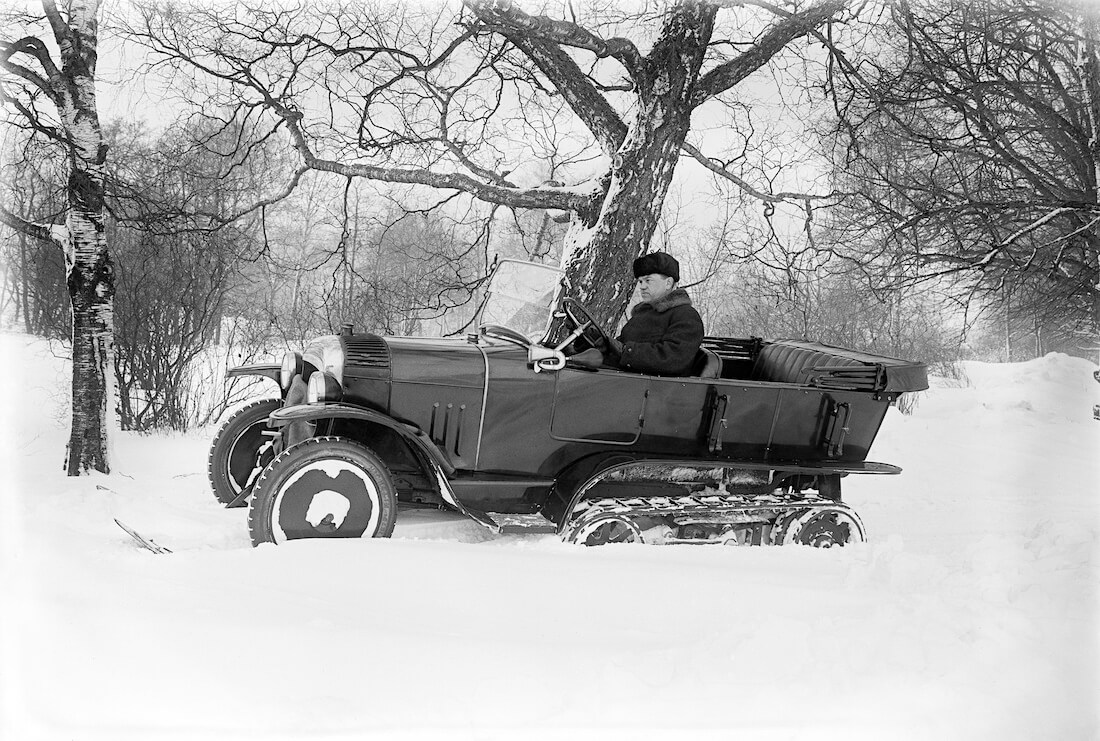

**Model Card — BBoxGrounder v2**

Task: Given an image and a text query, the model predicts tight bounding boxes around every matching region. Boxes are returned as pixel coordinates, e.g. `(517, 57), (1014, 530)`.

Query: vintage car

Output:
(208, 259), (928, 547)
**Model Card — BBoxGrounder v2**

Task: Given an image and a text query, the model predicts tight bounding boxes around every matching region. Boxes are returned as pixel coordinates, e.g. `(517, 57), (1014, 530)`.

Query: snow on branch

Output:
(0, 203), (56, 244)
(995, 207), (1075, 250)
(0, 203), (69, 270)
(464, 0), (643, 76)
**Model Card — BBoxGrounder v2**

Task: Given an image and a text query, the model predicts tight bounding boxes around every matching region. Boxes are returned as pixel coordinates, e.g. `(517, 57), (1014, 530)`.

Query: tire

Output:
(207, 398), (283, 505)
(247, 436), (398, 546)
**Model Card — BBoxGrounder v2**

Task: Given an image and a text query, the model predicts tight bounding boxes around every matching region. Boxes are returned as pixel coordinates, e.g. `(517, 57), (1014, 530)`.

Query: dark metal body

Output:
(254, 331), (928, 531)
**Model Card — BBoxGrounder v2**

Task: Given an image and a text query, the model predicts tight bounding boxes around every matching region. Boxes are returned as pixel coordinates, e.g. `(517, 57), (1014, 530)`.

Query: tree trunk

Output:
(58, 0), (115, 474)
(558, 4), (718, 330)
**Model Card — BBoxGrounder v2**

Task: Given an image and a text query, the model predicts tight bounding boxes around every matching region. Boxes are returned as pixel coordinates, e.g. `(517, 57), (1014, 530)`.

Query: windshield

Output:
(480, 259), (563, 341)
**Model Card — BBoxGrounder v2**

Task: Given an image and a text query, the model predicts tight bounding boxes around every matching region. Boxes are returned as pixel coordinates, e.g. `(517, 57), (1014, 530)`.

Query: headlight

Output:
(306, 372), (343, 403)
(280, 352), (303, 390)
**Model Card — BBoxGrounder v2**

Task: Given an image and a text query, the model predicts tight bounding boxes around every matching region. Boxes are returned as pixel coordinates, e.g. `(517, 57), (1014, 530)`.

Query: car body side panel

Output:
(756, 386), (887, 461)
(476, 344), (558, 473)
(641, 377), (890, 463)
(550, 369), (648, 444)
(386, 338), (487, 470)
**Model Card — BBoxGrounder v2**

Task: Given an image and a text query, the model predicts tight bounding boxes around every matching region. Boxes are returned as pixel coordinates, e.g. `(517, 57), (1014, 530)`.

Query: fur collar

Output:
(632, 287), (692, 315)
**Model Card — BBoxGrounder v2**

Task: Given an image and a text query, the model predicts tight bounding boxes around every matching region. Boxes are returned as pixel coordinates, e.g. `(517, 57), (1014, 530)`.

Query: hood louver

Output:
(342, 334), (390, 378)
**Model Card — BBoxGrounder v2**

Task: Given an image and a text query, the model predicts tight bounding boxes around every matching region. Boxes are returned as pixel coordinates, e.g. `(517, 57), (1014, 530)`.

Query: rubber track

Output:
(563, 492), (864, 545)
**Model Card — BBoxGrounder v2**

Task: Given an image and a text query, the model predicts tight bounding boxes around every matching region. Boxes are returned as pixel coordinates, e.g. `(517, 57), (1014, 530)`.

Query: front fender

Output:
(269, 403), (455, 475)
(228, 364), (281, 385)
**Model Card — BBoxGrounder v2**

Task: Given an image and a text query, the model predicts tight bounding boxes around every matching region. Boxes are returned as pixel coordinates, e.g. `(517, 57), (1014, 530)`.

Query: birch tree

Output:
(129, 0), (849, 328)
(1, 0), (115, 474)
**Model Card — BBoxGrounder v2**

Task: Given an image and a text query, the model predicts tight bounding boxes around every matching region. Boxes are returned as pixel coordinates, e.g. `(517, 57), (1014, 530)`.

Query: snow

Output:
(2, 332), (1098, 740)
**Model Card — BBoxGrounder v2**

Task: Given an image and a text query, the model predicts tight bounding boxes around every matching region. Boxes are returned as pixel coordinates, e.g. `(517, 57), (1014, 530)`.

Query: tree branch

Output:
(0, 201), (61, 245)
(0, 94), (67, 143)
(41, 0), (72, 52)
(464, 0), (628, 154)
(680, 140), (841, 204)
(692, 0), (847, 106)
(464, 0), (643, 76)
(0, 36), (62, 102)
(279, 108), (596, 213)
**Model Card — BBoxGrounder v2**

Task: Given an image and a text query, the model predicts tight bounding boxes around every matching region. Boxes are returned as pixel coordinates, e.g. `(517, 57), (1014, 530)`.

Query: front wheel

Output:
(247, 436), (398, 546)
(207, 398), (283, 505)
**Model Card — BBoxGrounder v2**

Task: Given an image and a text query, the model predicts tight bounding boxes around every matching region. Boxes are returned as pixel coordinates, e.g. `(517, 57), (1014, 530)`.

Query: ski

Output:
(114, 518), (173, 554)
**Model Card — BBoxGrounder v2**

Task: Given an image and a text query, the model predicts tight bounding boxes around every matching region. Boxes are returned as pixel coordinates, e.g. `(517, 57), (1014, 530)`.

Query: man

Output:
(603, 251), (705, 376)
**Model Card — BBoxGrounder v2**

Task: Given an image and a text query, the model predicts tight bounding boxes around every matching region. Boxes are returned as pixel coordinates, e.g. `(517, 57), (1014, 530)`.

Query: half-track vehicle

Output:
(209, 260), (928, 547)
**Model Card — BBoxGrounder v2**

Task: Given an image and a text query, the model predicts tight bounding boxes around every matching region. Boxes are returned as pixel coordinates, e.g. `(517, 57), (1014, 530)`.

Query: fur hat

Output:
(632, 251), (680, 282)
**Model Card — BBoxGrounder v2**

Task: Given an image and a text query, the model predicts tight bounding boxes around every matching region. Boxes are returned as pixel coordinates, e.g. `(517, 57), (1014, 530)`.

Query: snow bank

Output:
(2, 333), (1097, 740)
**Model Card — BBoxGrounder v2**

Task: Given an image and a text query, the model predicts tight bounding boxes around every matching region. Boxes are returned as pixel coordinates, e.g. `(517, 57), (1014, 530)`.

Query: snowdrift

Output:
(2, 333), (1097, 740)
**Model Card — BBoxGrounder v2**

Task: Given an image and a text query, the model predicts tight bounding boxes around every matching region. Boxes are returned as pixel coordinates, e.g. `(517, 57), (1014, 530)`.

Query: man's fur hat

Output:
(632, 251), (680, 282)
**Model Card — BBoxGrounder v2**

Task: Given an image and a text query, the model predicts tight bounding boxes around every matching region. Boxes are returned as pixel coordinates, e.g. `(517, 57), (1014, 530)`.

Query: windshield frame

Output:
(478, 259), (564, 342)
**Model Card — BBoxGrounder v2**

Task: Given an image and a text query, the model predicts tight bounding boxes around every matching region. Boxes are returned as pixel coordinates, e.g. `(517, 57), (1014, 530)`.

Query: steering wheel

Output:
(560, 297), (612, 352)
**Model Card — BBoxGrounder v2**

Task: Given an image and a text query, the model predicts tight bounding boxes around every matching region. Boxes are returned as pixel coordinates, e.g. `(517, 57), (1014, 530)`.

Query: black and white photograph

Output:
(1, 0), (1097, 738)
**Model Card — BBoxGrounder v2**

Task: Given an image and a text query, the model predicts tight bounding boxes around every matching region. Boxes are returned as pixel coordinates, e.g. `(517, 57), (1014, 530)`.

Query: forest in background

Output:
(3, 0), (1097, 439)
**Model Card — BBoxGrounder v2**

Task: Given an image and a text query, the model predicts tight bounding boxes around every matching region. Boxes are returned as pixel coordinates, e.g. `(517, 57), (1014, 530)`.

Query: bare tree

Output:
(0, 132), (70, 338)
(125, 0), (849, 329)
(104, 119), (251, 431)
(822, 0), (1100, 352)
(1, 0), (116, 474)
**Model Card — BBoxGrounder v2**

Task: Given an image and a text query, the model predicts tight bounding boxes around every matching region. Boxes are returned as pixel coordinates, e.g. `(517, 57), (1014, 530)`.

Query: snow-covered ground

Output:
(1, 332), (1097, 740)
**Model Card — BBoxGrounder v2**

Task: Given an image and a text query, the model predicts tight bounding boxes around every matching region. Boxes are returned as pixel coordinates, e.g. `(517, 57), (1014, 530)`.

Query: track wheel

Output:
(248, 436), (397, 546)
(572, 515), (642, 546)
(786, 507), (866, 548)
(769, 509), (806, 546)
(207, 398), (283, 505)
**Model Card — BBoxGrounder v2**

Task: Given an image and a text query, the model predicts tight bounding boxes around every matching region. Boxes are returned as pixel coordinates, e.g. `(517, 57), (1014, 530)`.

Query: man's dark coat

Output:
(612, 288), (704, 376)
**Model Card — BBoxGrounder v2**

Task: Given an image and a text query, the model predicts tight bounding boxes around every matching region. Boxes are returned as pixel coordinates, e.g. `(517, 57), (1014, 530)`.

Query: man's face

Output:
(636, 273), (675, 304)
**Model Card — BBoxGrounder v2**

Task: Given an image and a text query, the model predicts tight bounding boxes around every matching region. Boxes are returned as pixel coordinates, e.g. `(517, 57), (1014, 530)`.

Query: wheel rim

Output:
(270, 459), (383, 543)
(576, 516), (641, 546)
(226, 422), (269, 495)
(791, 509), (865, 548)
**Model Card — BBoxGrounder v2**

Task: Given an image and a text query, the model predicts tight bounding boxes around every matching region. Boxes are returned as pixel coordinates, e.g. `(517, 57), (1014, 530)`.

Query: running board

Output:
(486, 513), (559, 535)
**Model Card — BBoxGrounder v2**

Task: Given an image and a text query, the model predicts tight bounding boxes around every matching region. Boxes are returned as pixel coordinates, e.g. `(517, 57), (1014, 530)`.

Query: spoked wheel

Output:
(248, 436), (397, 546)
(779, 507), (866, 548)
(207, 398), (283, 505)
(573, 515), (642, 546)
